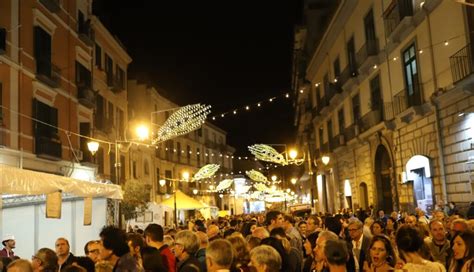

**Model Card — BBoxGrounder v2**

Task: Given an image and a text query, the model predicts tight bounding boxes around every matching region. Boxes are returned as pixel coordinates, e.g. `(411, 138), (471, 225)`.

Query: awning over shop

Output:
(0, 164), (123, 199)
(161, 190), (205, 210)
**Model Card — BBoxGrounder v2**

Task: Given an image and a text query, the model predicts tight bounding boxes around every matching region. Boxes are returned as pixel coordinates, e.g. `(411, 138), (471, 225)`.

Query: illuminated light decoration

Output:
(246, 169), (269, 183)
(248, 144), (288, 165)
(192, 164), (220, 181)
(87, 141), (99, 155)
(269, 98), (273, 102)
(212, 117), (216, 120)
(216, 179), (234, 191)
(246, 106), (250, 110)
(257, 103), (261, 107)
(322, 155), (330, 165)
(393, 57), (398, 61)
(444, 40), (449, 46)
(153, 104), (211, 144)
(315, 83), (320, 87)
(334, 78), (338, 83)
(419, 50), (423, 54)
(159, 179), (166, 186)
(255, 183), (270, 192)
(221, 114), (224, 117)
(299, 89), (304, 93)
(233, 110), (237, 114)
(285, 93), (289, 98)
(373, 65), (377, 69)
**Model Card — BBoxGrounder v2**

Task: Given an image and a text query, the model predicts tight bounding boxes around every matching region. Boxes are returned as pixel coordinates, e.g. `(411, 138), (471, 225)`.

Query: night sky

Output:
(93, 0), (303, 154)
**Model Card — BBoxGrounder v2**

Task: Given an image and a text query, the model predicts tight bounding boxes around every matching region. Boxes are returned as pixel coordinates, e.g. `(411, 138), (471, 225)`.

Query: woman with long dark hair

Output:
(449, 230), (474, 272)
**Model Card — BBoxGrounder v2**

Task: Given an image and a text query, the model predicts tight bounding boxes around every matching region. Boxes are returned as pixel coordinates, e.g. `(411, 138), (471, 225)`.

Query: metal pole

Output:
(115, 142), (121, 228)
(174, 180), (178, 228)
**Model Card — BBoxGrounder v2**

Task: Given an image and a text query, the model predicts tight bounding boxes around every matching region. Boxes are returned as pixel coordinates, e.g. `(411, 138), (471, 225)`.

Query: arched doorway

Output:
(359, 182), (369, 209)
(374, 145), (393, 212)
(406, 155), (434, 213)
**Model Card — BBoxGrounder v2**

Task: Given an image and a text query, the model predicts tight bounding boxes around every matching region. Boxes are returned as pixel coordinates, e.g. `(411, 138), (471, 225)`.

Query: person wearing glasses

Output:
(31, 248), (58, 272)
(84, 241), (101, 264)
(173, 230), (201, 272)
(347, 218), (370, 272)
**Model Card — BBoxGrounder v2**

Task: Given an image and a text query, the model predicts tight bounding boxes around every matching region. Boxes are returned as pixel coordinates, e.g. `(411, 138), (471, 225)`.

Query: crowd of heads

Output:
(1, 203), (474, 272)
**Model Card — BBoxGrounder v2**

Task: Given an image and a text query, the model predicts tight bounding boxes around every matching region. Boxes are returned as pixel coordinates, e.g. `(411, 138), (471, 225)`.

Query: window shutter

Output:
(0, 28), (6, 52)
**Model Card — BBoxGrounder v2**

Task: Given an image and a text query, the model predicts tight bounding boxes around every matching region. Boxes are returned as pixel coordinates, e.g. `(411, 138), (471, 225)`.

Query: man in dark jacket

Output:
(173, 230), (201, 272)
(145, 223), (176, 272)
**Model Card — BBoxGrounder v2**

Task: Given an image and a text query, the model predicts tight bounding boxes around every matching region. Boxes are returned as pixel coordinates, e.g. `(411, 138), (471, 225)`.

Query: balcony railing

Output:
(450, 44), (474, 83)
(360, 108), (382, 133)
(392, 84), (424, 116)
(36, 60), (61, 88)
(36, 136), (62, 160)
(77, 84), (95, 109)
(325, 83), (343, 103)
(356, 39), (379, 66)
(107, 73), (125, 93)
(330, 135), (345, 150)
(39, 0), (60, 13)
(384, 0), (414, 37)
(78, 20), (94, 47)
(344, 123), (358, 141)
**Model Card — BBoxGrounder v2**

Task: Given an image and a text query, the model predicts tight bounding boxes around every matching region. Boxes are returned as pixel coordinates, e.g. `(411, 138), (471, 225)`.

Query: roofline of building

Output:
(306, 0), (357, 81)
(91, 16), (133, 64)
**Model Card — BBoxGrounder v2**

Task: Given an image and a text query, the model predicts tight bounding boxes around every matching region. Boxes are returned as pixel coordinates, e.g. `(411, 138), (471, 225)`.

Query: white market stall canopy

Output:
(0, 164), (123, 199)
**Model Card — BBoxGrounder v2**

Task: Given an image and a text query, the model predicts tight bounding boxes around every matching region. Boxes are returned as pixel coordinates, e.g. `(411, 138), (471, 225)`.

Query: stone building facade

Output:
(294, 0), (474, 214)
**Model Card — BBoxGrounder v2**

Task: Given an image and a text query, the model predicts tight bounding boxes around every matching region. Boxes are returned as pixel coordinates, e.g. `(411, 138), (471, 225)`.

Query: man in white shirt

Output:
(347, 219), (370, 271)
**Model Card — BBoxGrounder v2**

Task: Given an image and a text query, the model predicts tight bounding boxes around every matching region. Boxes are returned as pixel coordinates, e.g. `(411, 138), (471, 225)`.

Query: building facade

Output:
(294, 0), (474, 214)
(0, 0), (130, 257)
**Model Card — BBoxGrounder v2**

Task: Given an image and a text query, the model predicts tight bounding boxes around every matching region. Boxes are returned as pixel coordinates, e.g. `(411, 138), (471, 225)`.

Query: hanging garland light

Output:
(248, 144), (288, 165)
(216, 179), (234, 191)
(153, 104), (211, 144)
(192, 164), (220, 181)
(245, 169), (269, 183)
(254, 183), (270, 192)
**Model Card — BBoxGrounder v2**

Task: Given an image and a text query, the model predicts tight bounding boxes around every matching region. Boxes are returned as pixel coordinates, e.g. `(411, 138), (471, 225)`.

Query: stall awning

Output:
(0, 164), (123, 199)
(161, 190), (205, 210)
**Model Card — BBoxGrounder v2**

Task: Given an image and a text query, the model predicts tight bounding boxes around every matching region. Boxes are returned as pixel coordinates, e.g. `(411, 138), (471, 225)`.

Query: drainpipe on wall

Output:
(425, 7), (448, 205)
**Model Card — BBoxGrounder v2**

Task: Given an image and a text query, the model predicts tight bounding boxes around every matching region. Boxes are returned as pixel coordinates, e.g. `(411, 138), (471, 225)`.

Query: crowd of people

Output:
(0, 206), (474, 272)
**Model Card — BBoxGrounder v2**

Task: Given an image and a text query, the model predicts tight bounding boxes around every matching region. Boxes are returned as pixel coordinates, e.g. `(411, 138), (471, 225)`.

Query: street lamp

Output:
(289, 149), (298, 160)
(193, 189), (198, 195)
(87, 141), (99, 156)
(159, 179), (166, 187)
(291, 178), (297, 185)
(322, 155), (330, 165)
(271, 175), (278, 182)
(135, 124), (150, 141)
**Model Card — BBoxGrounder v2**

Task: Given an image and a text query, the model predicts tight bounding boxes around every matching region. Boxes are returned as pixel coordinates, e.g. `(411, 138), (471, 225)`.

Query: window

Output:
(108, 101), (114, 124)
(347, 36), (357, 75)
(165, 170), (173, 194)
(97, 147), (104, 174)
(403, 43), (421, 106)
(338, 109), (344, 135)
(370, 74), (382, 111)
(197, 128), (202, 137)
(133, 160), (137, 179)
(352, 94), (361, 124)
(156, 168), (161, 193)
(34, 26), (52, 77)
(197, 148), (201, 166)
(315, 85), (321, 108)
(75, 61), (91, 87)
(116, 65), (125, 89)
(110, 151), (116, 183)
(117, 108), (124, 139)
(33, 99), (58, 137)
(105, 54), (113, 85)
(327, 119), (333, 141)
(364, 9), (378, 56)
(78, 10), (85, 32)
(144, 160), (149, 176)
(95, 44), (102, 68)
(0, 27), (6, 53)
(323, 74), (329, 97)
(333, 57), (340, 79)
(319, 127), (324, 148)
(177, 142), (181, 162)
(187, 145), (191, 164)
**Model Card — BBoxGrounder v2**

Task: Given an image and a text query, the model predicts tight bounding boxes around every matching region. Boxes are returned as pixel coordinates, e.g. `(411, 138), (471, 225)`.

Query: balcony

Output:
(77, 84), (95, 109)
(356, 38), (379, 74)
(338, 65), (358, 91)
(360, 108), (382, 133)
(384, 0), (414, 41)
(39, 0), (60, 13)
(450, 44), (474, 84)
(95, 116), (113, 134)
(78, 20), (94, 47)
(392, 84), (424, 117)
(344, 123), (359, 142)
(36, 60), (61, 88)
(36, 135), (62, 161)
(330, 135), (345, 150)
(107, 73), (124, 93)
